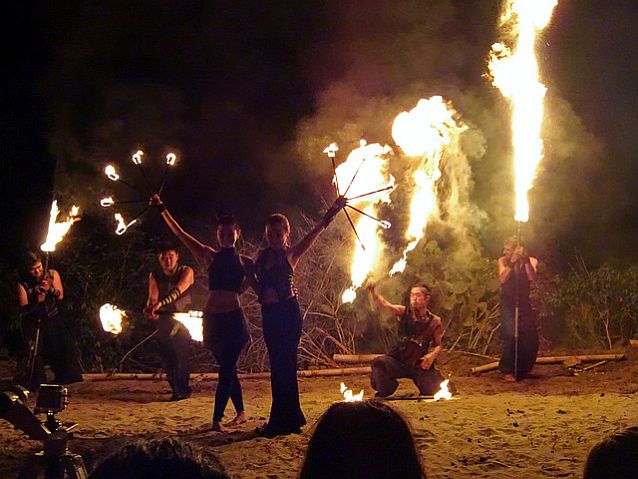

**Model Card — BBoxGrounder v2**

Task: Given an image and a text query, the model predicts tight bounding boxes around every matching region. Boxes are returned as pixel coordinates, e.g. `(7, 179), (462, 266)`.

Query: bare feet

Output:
(503, 373), (516, 382)
(211, 421), (230, 433)
(225, 412), (246, 428)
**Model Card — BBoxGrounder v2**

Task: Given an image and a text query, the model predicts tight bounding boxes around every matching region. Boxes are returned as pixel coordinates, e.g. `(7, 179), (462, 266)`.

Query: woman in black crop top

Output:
(255, 199), (344, 437)
(151, 194), (254, 432)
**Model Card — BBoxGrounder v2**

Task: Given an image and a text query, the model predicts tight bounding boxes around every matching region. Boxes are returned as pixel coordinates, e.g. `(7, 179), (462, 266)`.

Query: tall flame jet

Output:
(389, 96), (466, 275)
(488, 0), (558, 222)
(336, 141), (394, 303)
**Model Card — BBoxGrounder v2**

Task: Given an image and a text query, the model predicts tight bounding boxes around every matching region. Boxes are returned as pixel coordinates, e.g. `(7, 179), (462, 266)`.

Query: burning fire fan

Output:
(101, 150), (177, 235)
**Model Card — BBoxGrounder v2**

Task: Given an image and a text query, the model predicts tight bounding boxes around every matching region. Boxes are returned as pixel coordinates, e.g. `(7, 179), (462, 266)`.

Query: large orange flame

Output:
(40, 201), (81, 253)
(340, 382), (364, 402)
(99, 303), (125, 334)
(334, 141), (394, 303)
(172, 310), (204, 342)
(488, 0), (558, 222)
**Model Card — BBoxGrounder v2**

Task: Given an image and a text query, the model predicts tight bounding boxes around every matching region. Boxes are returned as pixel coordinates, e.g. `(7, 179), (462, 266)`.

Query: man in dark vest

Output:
(497, 236), (539, 382)
(366, 282), (447, 397)
(16, 251), (83, 389)
(144, 242), (194, 401)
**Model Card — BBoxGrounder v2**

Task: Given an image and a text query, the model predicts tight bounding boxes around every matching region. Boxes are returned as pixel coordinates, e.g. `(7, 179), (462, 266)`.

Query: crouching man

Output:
(366, 282), (447, 397)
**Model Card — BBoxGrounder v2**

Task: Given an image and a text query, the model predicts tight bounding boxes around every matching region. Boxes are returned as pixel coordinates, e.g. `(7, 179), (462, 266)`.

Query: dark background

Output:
(2, 0), (637, 270)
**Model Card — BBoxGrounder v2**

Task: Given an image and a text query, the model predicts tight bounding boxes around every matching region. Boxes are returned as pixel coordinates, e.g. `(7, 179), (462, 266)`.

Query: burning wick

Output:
(323, 143), (339, 158)
(340, 382), (364, 402)
(100, 197), (114, 207)
(99, 303), (125, 334)
(165, 153), (177, 165)
(114, 213), (137, 236)
(132, 150), (144, 165)
(433, 379), (453, 401)
(379, 220), (392, 230)
(105, 165), (120, 181)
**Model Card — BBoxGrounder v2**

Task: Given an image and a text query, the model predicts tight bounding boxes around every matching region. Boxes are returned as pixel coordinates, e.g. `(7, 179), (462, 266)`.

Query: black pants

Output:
(21, 314), (83, 388)
(156, 315), (192, 398)
(498, 304), (539, 378)
(262, 299), (306, 434)
(203, 309), (248, 421)
(371, 354), (444, 397)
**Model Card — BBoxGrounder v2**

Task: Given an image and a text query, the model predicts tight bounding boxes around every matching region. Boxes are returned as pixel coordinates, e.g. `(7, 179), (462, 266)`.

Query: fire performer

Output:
(255, 202), (344, 438)
(497, 236), (539, 382)
(150, 195), (252, 431)
(144, 241), (194, 401)
(16, 251), (83, 388)
(366, 282), (446, 397)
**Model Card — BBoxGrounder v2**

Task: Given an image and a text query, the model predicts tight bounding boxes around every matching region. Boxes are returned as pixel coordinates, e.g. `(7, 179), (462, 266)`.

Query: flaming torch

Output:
(330, 141), (395, 303)
(40, 200), (81, 256)
(99, 303), (125, 334)
(389, 96), (466, 275)
(488, 0), (558, 378)
(340, 382), (364, 402)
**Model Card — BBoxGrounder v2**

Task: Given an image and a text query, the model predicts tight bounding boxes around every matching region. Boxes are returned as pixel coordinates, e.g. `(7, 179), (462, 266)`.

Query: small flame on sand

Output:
(114, 213), (137, 236)
(173, 310), (203, 342)
(99, 303), (125, 334)
(340, 382), (364, 402)
(40, 201), (81, 252)
(433, 379), (453, 401)
(105, 165), (120, 181)
(132, 150), (144, 165)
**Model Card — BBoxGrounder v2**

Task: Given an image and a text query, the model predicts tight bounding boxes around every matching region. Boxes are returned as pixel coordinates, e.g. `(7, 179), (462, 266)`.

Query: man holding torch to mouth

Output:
(498, 236), (539, 382)
(145, 241), (195, 401)
(16, 251), (83, 388)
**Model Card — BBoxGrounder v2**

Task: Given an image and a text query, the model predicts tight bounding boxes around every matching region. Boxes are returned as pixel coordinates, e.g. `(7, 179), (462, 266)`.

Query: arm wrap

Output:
(158, 287), (181, 308)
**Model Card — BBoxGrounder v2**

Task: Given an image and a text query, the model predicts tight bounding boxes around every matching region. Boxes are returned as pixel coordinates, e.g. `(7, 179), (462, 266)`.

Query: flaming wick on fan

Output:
(158, 152), (177, 195)
(131, 149), (153, 191)
(100, 197), (147, 207)
(340, 382), (364, 402)
(104, 164), (147, 195)
(114, 212), (139, 236)
(99, 303), (125, 334)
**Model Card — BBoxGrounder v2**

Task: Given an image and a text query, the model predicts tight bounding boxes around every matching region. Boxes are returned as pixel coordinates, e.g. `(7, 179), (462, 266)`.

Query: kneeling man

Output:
(367, 283), (445, 397)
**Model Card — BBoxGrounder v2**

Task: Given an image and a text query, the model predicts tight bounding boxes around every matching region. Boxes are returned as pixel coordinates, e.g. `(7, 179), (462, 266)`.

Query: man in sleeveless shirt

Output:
(366, 283), (447, 397)
(498, 236), (539, 381)
(145, 243), (195, 400)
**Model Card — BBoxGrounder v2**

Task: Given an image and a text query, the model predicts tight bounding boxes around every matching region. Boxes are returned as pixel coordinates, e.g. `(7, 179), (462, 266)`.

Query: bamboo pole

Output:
(81, 366), (371, 382)
(333, 350), (498, 364)
(470, 353), (626, 374)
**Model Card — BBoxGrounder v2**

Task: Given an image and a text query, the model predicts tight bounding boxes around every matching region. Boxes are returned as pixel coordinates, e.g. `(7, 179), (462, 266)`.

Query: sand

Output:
(1, 349), (637, 478)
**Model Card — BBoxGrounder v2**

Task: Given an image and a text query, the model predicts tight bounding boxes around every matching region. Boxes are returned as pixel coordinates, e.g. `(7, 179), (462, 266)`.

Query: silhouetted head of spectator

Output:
(299, 399), (427, 479)
(89, 437), (229, 479)
(583, 427), (638, 479)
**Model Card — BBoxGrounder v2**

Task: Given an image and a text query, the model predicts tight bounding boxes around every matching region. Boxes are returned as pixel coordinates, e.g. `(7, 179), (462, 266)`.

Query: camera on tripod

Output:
(1, 383), (87, 479)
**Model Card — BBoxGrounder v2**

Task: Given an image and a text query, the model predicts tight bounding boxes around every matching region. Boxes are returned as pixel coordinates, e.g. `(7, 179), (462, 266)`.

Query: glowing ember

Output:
(173, 310), (203, 342)
(340, 382), (364, 402)
(99, 303), (125, 334)
(114, 213), (137, 236)
(488, 0), (558, 222)
(40, 201), (81, 253)
(105, 164), (120, 181)
(389, 96), (464, 275)
(132, 150), (144, 165)
(433, 379), (453, 401)
(165, 153), (177, 165)
(100, 197), (114, 207)
(335, 141), (394, 303)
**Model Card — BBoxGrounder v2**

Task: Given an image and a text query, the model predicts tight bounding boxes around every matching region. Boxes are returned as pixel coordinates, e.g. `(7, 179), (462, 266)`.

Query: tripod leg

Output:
(61, 453), (89, 479)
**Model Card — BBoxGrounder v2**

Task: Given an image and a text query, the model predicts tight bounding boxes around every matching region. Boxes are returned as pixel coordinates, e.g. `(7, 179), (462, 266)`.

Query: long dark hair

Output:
(299, 400), (427, 479)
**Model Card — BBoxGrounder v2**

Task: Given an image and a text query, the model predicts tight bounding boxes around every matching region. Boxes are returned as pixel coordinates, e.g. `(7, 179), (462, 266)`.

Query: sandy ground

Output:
(1, 349), (638, 478)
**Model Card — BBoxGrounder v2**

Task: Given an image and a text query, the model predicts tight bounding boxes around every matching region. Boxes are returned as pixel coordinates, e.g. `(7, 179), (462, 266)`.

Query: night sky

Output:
(2, 0), (637, 269)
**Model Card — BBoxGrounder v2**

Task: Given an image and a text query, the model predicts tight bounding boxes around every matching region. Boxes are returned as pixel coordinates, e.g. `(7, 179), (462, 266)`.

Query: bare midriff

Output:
(205, 290), (242, 313)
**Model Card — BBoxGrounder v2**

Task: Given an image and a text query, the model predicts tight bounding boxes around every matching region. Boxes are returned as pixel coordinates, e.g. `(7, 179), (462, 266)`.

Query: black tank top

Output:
(207, 248), (245, 293)
(501, 263), (531, 310)
(152, 264), (192, 313)
(255, 247), (295, 302)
